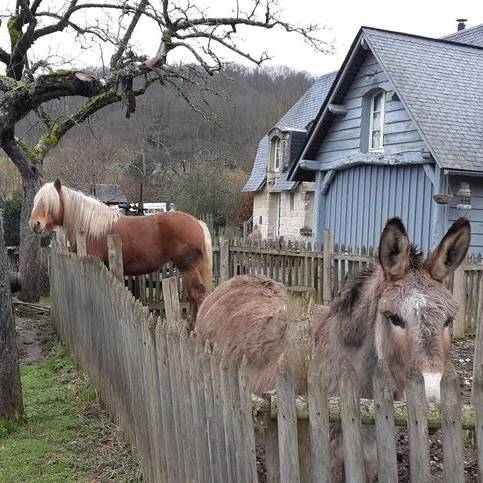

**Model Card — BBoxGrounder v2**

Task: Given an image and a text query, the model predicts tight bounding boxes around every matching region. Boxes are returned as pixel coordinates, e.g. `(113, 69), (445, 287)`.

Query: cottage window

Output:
(369, 91), (385, 150)
(272, 137), (282, 172)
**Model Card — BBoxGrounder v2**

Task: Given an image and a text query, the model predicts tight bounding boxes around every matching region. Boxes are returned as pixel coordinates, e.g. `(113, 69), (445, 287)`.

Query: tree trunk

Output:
(0, 215), (24, 420)
(17, 173), (41, 302)
(0, 132), (42, 303)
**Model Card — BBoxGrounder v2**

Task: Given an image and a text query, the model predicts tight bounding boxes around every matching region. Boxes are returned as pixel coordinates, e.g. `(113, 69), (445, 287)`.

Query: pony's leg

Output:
(181, 268), (206, 326)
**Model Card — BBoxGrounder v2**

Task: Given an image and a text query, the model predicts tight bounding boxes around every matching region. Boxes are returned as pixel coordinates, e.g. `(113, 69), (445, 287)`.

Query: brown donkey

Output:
(196, 217), (470, 481)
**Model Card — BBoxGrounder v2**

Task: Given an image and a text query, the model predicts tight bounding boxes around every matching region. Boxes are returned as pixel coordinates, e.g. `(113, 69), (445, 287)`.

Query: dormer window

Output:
(369, 91), (385, 150)
(273, 137), (282, 172)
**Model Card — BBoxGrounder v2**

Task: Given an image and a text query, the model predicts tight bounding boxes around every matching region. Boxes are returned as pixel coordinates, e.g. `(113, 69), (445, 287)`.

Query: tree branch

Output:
(0, 47), (11, 66)
(0, 131), (37, 178)
(110, 0), (149, 68)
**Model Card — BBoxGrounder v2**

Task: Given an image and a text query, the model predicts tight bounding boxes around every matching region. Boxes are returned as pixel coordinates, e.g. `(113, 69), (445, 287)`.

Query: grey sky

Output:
(1, 0), (482, 76)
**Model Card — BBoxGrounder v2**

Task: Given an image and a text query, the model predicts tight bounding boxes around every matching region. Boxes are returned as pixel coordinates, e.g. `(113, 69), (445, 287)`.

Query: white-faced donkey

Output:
(196, 217), (471, 481)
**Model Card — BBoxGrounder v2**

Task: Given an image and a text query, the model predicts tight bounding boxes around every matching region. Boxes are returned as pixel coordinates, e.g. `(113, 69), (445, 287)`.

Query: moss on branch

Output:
(7, 17), (22, 49)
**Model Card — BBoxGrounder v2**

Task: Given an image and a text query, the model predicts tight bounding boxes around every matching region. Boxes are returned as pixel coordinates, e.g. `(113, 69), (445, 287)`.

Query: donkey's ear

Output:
(427, 218), (470, 281)
(379, 218), (411, 280)
(54, 178), (62, 193)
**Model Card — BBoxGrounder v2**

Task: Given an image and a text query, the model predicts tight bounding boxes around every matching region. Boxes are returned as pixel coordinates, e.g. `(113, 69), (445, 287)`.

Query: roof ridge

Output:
(361, 25), (483, 52)
(443, 22), (483, 39)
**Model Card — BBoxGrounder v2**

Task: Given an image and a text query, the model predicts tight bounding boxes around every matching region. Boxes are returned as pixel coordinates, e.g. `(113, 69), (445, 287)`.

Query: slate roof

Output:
(362, 28), (483, 172)
(445, 23), (483, 47)
(243, 71), (337, 192)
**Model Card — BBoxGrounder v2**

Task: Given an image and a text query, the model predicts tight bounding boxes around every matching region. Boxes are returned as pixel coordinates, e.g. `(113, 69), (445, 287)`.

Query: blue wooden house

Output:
(288, 23), (483, 254)
(246, 22), (483, 254)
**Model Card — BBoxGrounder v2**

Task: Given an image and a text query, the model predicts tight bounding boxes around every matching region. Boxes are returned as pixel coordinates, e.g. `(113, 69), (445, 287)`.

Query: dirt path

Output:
(16, 316), (44, 364)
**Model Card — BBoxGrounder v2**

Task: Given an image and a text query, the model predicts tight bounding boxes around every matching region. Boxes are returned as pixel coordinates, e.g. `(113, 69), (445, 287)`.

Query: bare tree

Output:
(0, 0), (330, 300)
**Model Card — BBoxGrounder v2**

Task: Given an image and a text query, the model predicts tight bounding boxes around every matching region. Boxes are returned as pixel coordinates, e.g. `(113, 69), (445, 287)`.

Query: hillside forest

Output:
(1, 65), (314, 240)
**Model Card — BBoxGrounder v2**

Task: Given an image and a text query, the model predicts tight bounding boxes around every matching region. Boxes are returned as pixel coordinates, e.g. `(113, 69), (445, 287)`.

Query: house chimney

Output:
(457, 18), (468, 31)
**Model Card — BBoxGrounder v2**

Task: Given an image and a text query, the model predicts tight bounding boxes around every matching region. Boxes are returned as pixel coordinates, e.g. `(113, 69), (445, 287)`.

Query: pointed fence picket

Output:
(49, 239), (483, 482)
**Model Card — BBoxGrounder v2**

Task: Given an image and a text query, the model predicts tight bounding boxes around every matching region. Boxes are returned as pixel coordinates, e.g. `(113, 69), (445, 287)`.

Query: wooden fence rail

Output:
(123, 232), (483, 339)
(49, 237), (483, 482)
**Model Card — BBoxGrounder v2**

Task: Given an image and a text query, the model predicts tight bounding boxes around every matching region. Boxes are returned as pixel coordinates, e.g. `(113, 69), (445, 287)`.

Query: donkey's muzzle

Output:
(423, 372), (442, 403)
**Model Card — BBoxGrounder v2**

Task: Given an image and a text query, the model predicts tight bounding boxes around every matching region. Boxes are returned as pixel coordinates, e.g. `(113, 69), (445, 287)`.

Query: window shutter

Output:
(360, 95), (371, 153)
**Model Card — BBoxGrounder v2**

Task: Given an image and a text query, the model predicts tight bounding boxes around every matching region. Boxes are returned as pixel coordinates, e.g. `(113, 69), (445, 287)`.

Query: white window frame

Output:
(368, 91), (385, 151)
(273, 137), (282, 172)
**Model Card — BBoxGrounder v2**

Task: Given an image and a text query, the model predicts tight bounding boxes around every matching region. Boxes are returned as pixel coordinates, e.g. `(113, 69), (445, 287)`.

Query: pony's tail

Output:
(198, 220), (213, 294)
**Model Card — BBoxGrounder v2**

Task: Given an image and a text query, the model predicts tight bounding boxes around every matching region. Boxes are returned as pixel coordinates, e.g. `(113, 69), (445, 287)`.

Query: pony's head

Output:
(30, 178), (64, 234)
(374, 217), (470, 402)
(30, 178), (120, 240)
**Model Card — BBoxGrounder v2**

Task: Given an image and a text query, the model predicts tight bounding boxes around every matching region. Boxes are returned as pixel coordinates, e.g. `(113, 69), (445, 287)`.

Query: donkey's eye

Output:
(389, 314), (405, 328)
(444, 317), (454, 328)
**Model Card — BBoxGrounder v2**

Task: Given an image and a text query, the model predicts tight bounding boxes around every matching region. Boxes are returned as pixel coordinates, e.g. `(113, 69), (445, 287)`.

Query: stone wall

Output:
(252, 182), (314, 241)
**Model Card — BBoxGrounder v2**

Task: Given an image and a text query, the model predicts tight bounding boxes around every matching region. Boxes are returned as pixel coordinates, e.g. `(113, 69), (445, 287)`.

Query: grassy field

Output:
(0, 348), (140, 482)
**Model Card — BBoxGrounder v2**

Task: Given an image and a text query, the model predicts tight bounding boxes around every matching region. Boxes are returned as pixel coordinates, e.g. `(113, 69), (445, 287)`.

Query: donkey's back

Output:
(196, 274), (328, 395)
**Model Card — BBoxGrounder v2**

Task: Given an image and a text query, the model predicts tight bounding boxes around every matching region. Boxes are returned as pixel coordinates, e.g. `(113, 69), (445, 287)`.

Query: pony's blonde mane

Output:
(34, 183), (121, 240)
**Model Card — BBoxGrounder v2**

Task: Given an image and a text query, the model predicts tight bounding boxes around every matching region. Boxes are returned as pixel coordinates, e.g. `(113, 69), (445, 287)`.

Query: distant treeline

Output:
(7, 65), (315, 228)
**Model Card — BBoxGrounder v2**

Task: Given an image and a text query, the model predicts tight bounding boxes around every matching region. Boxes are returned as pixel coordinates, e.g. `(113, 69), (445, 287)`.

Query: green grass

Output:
(37, 296), (51, 306)
(0, 353), (111, 482)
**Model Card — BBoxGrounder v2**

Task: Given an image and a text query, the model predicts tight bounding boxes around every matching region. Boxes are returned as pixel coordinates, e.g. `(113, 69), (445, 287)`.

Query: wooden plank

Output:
(406, 369), (431, 483)
(276, 354), (300, 483)
(239, 356), (258, 483)
(166, 323), (187, 482)
(178, 328), (195, 481)
(474, 362), (483, 482)
(307, 356), (330, 483)
(107, 234), (124, 281)
(220, 237), (230, 283)
(373, 360), (398, 483)
(162, 277), (181, 325)
(441, 363), (464, 483)
(473, 278), (483, 403)
(211, 345), (229, 483)
(340, 359), (366, 483)
(203, 342), (219, 483)
(220, 349), (236, 483)
(263, 391), (280, 483)
(155, 323), (178, 482)
(453, 264), (466, 338)
(75, 231), (87, 256)
(195, 339), (212, 483)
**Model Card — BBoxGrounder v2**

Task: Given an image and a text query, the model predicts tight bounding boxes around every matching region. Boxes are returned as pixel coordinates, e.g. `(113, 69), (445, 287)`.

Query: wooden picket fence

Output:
(49, 235), (483, 482)
(123, 230), (483, 339)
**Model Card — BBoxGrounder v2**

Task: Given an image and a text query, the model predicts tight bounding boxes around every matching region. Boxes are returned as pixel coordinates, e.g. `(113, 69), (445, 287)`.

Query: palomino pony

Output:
(30, 179), (212, 319)
(196, 217), (470, 481)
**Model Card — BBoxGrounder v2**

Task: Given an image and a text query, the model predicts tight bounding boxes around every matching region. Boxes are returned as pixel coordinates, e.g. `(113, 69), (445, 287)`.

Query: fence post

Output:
(76, 231), (87, 256)
(276, 354), (301, 483)
(220, 237), (230, 283)
(285, 287), (315, 394)
(473, 279), (483, 403)
(322, 229), (332, 304)
(452, 264), (466, 338)
(107, 234), (123, 281)
(162, 277), (181, 325)
(286, 287), (314, 483)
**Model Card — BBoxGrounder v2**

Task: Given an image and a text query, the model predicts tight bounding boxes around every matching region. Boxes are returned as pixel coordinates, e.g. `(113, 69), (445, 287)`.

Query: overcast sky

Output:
(1, 0), (482, 76)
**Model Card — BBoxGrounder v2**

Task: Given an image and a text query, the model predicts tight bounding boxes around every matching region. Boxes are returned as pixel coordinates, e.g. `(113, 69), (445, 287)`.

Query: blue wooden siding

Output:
(324, 165), (435, 251)
(315, 52), (426, 165)
(447, 175), (483, 255)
